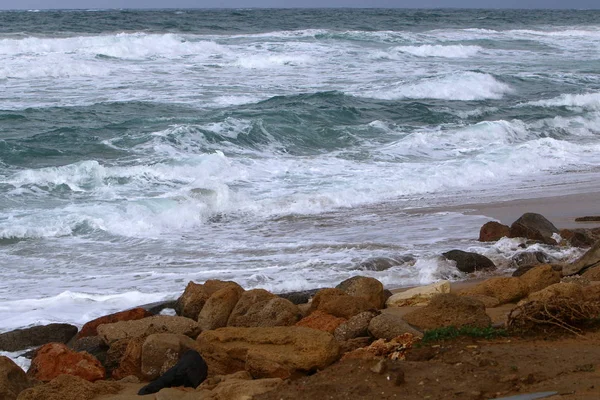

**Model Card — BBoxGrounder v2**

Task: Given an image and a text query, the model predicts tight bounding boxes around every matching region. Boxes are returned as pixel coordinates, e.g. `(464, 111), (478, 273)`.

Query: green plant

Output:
(420, 325), (508, 344)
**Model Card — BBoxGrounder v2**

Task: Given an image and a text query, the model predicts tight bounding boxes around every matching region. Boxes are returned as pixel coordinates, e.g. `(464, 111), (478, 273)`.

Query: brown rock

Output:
(582, 265), (600, 281)
(527, 282), (584, 302)
(104, 339), (130, 377)
(227, 289), (277, 326)
(175, 280), (243, 320)
(110, 336), (145, 381)
(0, 324), (78, 352)
(519, 264), (561, 294)
(295, 310), (346, 333)
(196, 326), (340, 377)
(307, 288), (346, 314)
(368, 313), (423, 340)
(442, 250), (496, 273)
(78, 308), (152, 339)
(479, 221), (510, 242)
(582, 284), (600, 301)
(338, 337), (372, 355)
(460, 294), (500, 308)
(563, 240), (600, 276)
(403, 294), (491, 330)
(458, 277), (528, 305)
(27, 343), (105, 382)
(198, 285), (244, 331)
(0, 356), (29, 400)
(227, 297), (301, 328)
(561, 228), (600, 248)
(342, 334), (419, 361)
(208, 377), (283, 400)
(318, 294), (375, 319)
(245, 356), (292, 380)
(97, 315), (201, 345)
(336, 276), (386, 309)
(140, 333), (202, 381)
(509, 212), (560, 244)
(334, 311), (379, 341)
(69, 336), (107, 366)
(16, 374), (121, 400)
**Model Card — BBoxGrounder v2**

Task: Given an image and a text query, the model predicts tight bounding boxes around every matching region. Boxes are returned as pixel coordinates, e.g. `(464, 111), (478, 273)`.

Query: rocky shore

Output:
(2, 212), (600, 400)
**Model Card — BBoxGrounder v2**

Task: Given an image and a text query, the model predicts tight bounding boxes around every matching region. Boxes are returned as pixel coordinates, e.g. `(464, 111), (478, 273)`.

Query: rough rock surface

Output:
(511, 251), (555, 269)
(69, 336), (107, 365)
(140, 333), (202, 381)
(27, 343), (105, 382)
(111, 337), (145, 381)
(334, 311), (379, 342)
(336, 276), (386, 309)
(0, 356), (29, 400)
(227, 289), (276, 326)
(386, 281), (451, 307)
(560, 228), (600, 248)
(368, 313), (423, 340)
(295, 311), (347, 333)
(403, 294), (491, 330)
(207, 376), (282, 399)
(582, 265), (600, 281)
(175, 280), (243, 320)
(519, 264), (561, 294)
(78, 308), (152, 339)
(0, 324), (78, 352)
(527, 283), (584, 302)
(97, 315), (201, 345)
(442, 250), (496, 273)
(307, 288), (347, 314)
(228, 296), (301, 328)
(509, 212), (560, 244)
(458, 277), (529, 305)
(317, 294), (375, 319)
(563, 240), (600, 276)
(196, 326), (340, 377)
(479, 221), (510, 242)
(16, 374), (121, 400)
(277, 289), (321, 305)
(198, 285), (244, 331)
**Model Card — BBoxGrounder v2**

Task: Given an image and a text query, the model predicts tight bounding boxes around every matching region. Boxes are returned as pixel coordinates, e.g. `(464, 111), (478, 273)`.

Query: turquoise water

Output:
(0, 9), (598, 331)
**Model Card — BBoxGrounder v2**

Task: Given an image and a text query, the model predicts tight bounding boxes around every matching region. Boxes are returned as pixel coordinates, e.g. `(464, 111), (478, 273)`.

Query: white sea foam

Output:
(396, 44), (482, 58)
(359, 72), (512, 101)
(526, 92), (600, 110)
(234, 54), (314, 69)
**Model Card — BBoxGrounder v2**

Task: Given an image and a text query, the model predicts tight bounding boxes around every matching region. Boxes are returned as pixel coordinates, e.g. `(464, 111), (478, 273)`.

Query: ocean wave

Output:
(526, 92), (600, 110)
(234, 54), (315, 69)
(395, 44), (482, 58)
(358, 72), (512, 101)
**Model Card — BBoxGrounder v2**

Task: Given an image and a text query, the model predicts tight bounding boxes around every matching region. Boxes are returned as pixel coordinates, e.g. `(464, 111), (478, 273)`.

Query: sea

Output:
(1, 8), (599, 353)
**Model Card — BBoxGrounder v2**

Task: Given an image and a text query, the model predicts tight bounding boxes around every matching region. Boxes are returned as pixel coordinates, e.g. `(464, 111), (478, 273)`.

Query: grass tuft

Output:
(420, 325), (508, 344)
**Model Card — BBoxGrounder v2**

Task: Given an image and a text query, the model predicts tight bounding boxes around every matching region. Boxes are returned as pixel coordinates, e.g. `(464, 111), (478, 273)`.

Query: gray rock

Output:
(334, 311), (379, 341)
(563, 240), (600, 276)
(0, 323), (78, 352)
(367, 313), (423, 341)
(509, 213), (559, 245)
(69, 336), (107, 365)
(442, 250), (496, 273)
(277, 288), (322, 305)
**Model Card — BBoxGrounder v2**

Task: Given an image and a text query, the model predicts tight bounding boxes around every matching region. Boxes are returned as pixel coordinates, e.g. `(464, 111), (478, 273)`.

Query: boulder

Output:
(0, 356), (29, 400)
(16, 374), (121, 400)
(334, 311), (379, 342)
(458, 277), (529, 305)
(460, 294), (500, 308)
(368, 313), (423, 340)
(386, 280), (451, 307)
(479, 221), (510, 242)
(78, 308), (152, 339)
(111, 337), (145, 381)
(175, 280), (243, 320)
(196, 326), (340, 377)
(442, 250), (496, 273)
(403, 294), (491, 330)
(295, 311), (346, 333)
(509, 212), (559, 244)
(562, 240), (600, 276)
(97, 315), (201, 345)
(104, 339), (131, 378)
(358, 256), (415, 271)
(307, 288), (346, 314)
(227, 289), (276, 326)
(27, 343), (105, 382)
(560, 228), (600, 248)
(277, 288), (321, 305)
(69, 336), (107, 365)
(512, 251), (555, 269)
(0, 324), (78, 352)
(336, 276), (386, 309)
(198, 286), (244, 331)
(527, 283), (584, 303)
(582, 265), (600, 281)
(227, 296), (301, 328)
(519, 264), (561, 294)
(140, 333), (202, 381)
(317, 294), (375, 319)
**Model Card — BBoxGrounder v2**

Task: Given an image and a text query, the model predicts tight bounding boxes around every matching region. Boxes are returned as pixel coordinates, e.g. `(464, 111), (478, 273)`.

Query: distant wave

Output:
(395, 44), (482, 58)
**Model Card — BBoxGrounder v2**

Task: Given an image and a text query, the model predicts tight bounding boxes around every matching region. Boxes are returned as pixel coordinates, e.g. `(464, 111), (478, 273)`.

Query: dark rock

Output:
(509, 213), (559, 245)
(479, 221), (510, 242)
(277, 288), (322, 305)
(0, 324), (78, 352)
(69, 336), (107, 365)
(442, 250), (496, 273)
(405, 346), (436, 361)
(560, 228), (600, 248)
(563, 240), (600, 276)
(334, 311), (379, 341)
(138, 300), (178, 315)
(138, 350), (207, 395)
(0, 356), (29, 400)
(575, 216), (600, 222)
(357, 256), (415, 272)
(512, 263), (561, 277)
(511, 251), (556, 269)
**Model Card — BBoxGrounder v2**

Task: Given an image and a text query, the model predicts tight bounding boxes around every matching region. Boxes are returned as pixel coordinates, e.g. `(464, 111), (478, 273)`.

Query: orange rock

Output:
(479, 221), (510, 242)
(110, 337), (145, 380)
(28, 343), (105, 382)
(78, 308), (152, 339)
(295, 311), (347, 333)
